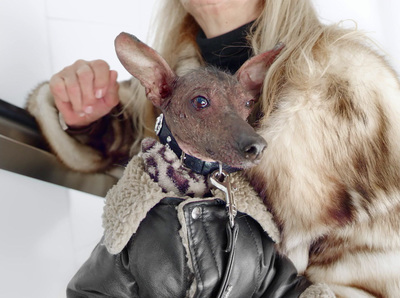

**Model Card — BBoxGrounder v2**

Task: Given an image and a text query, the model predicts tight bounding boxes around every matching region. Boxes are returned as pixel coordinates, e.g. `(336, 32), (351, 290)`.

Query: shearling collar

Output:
(101, 140), (335, 297)
(102, 139), (280, 255)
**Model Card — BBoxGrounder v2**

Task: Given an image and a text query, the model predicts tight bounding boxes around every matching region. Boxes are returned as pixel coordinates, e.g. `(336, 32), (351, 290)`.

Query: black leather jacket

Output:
(67, 197), (310, 298)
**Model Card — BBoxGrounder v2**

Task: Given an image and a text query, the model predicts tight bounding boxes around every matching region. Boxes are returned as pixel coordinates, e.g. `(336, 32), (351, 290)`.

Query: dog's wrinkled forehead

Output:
(172, 67), (255, 115)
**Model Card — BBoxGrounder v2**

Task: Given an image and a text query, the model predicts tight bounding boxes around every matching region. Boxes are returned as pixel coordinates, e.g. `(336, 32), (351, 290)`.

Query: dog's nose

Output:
(239, 136), (267, 161)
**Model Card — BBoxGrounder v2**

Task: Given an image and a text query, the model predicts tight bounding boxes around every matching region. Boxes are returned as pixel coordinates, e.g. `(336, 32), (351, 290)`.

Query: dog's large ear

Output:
(236, 42), (284, 97)
(115, 32), (176, 108)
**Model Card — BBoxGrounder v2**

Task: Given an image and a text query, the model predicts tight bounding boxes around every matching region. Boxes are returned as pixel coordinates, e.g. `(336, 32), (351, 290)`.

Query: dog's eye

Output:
(245, 100), (255, 109)
(191, 96), (210, 110)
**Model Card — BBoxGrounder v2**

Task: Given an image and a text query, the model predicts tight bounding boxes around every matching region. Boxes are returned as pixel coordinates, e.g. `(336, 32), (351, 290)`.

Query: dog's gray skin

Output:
(115, 32), (283, 170)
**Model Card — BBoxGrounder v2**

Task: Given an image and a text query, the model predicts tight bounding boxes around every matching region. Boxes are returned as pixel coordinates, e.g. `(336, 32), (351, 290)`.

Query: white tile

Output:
(313, 0), (382, 35)
(0, 171), (106, 298)
(45, 0), (158, 81)
(0, 170), (74, 298)
(68, 189), (104, 267)
(313, 0), (400, 72)
(46, 0), (156, 30)
(48, 19), (137, 81)
(0, 0), (52, 107)
(375, 1), (400, 72)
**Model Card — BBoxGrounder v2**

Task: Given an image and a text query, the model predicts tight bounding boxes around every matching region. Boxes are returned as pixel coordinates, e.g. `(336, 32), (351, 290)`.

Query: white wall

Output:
(313, 0), (400, 72)
(0, 1), (156, 297)
(0, 170), (104, 298)
(0, 1), (399, 297)
(0, 0), (157, 107)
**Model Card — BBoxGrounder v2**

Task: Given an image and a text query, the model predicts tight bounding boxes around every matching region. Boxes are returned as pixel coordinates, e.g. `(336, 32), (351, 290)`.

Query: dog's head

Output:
(115, 32), (283, 169)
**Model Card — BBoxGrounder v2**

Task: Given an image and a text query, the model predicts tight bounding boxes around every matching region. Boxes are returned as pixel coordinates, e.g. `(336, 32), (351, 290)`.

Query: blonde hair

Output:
(147, 0), (364, 119)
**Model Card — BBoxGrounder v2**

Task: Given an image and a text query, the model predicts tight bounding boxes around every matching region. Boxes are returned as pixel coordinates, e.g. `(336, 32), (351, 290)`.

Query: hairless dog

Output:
(115, 32), (283, 170)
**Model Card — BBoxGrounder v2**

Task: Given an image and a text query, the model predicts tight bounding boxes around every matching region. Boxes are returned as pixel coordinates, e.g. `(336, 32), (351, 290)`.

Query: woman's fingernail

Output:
(79, 112), (86, 117)
(84, 106), (93, 114)
(95, 89), (103, 99)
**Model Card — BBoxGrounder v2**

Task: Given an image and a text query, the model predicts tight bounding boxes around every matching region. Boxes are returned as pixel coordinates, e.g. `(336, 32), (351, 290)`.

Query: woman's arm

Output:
(26, 77), (150, 172)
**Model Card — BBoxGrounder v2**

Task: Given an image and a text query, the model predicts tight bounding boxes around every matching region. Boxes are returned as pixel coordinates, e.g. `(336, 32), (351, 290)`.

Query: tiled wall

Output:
(0, 1), (156, 297)
(0, 1), (399, 297)
(0, 170), (104, 298)
(313, 0), (400, 73)
(0, 0), (156, 107)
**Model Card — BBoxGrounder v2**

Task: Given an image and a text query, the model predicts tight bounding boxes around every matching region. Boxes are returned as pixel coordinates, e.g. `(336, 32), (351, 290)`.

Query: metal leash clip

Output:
(209, 165), (237, 228)
(210, 165), (239, 298)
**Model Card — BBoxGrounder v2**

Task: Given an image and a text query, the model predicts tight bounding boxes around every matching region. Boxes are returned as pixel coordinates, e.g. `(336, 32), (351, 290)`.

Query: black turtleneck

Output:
(196, 22), (255, 74)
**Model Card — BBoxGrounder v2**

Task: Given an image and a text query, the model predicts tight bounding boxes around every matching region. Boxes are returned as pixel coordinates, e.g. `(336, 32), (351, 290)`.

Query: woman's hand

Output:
(50, 59), (120, 128)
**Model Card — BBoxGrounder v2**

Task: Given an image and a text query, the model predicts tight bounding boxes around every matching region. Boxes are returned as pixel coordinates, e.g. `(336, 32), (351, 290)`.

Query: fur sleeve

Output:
(26, 79), (151, 172)
(300, 284), (336, 298)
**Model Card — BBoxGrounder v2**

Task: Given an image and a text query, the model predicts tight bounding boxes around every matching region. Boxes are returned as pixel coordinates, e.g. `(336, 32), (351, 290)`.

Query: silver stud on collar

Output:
(154, 113), (164, 135)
